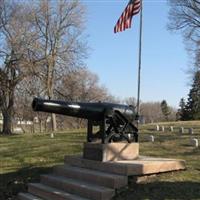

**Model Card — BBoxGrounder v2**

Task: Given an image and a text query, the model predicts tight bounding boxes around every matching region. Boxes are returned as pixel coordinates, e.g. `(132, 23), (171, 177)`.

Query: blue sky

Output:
(82, 0), (190, 108)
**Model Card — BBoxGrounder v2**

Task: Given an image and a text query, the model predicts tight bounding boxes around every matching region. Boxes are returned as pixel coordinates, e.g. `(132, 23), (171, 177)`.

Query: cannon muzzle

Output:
(32, 97), (106, 121)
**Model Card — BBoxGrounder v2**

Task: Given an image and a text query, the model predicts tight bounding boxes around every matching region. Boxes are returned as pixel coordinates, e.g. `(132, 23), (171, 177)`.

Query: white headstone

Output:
(128, 133), (131, 140)
(14, 127), (23, 133)
(50, 133), (54, 138)
(161, 126), (165, 132)
(190, 138), (198, 147)
(179, 127), (184, 134)
(156, 125), (159, 131)
(189, 128), (194, 134)
(148, 135), (155, 142)
(170, 126), (173, 132)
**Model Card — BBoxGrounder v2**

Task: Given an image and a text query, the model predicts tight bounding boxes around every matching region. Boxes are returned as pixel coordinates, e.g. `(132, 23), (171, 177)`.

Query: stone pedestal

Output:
(83, 142), (139, 162)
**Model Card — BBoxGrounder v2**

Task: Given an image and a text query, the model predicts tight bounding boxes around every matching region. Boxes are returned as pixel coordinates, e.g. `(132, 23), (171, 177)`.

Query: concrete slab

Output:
(116, 156), (186, 175)
(65, 155), (186, 176)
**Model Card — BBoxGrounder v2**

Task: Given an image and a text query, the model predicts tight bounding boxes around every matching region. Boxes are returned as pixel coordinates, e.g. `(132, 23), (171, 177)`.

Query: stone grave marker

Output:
(190, 138), (198, 147)
(148, 135), (155, 142)
(189, 128), (194, 135)
(179, 127), (184, 134)
(50, 133), (54, 138)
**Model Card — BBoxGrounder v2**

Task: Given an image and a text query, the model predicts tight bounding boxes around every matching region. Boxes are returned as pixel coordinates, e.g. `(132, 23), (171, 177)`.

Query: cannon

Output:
(32, 98), (138, 143)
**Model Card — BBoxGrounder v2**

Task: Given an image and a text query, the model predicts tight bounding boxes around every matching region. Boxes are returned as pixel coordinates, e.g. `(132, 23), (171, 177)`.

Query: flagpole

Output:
(136, 0), (143, 123)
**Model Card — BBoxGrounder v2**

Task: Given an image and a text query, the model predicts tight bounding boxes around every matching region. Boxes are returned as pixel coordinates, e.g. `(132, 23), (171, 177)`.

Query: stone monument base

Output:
(65, 155), (186, 176)
(83, 142), (139, 161)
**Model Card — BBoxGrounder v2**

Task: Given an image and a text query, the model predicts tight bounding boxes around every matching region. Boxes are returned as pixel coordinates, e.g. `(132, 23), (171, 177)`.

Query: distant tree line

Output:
(123, 97), (176, 123)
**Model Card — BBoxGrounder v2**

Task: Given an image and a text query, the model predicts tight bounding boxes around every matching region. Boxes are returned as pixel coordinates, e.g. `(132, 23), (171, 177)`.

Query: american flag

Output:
(114, 0), (141, 33)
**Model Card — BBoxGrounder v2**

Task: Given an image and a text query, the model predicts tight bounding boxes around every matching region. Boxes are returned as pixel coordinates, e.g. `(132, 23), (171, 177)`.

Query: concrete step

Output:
(41, 174), (115, 200)
(54, 165), (127, 189)
(28, 183), (90, 200)
(18, 193), (44, 200)
(64, 155), (186, 176)
(64, 155), (128, 175)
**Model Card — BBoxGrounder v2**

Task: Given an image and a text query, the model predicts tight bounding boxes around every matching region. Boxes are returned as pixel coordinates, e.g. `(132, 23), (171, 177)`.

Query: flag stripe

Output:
(114, 0), (141, 33)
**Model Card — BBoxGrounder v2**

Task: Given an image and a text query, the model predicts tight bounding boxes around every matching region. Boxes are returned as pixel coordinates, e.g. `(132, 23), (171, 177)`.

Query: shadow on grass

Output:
(0, 166), (52, 200)
(115, 181), (200, 200)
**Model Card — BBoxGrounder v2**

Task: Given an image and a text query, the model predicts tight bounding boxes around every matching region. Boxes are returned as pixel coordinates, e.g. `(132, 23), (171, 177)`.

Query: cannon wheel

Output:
(105, 131), (133, 143)
(105, 111), (138, 143)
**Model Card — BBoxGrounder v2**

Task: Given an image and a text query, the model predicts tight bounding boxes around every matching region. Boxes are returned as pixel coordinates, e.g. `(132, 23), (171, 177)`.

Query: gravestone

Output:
(190, 138), (198, 147)
(128, 133), (132, 141)
(170, 126), (173, 132)
(156, 125), (159, 131)
(189, 128), (194, 135)
(14, 127), (23, 133)
(179, 127), (184, 134)
(148, 135), (155, 142)
(161, 126), (165, 132)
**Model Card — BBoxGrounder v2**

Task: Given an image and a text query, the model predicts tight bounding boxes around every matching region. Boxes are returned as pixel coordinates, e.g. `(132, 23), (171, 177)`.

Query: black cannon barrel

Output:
(32, 97), (136, 121)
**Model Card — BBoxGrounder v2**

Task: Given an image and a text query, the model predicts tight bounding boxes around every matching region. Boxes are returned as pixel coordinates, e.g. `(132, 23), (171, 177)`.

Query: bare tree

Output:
(56, 68), (109, 102)
(0, 0), (88, 134)
(14, 75), (46, 133)
(139, 101), (176, 123)
(123, 97), (137, 107)
(30, 0), (88, 131)
(0, 1), (37, 134)
(168, 0), (200, 67)
(139, 102), (163, 123)
(55, 68), (111, 128)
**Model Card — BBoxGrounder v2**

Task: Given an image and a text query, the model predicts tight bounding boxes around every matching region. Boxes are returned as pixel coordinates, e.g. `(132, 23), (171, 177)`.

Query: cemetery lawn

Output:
(0, 121), (200, 200)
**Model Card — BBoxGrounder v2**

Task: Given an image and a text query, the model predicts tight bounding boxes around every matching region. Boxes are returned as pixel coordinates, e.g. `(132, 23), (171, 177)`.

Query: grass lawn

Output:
(0, 122), (200, 200)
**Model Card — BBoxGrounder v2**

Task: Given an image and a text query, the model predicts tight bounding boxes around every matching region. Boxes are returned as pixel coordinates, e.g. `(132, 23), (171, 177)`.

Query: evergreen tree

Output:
(185, 71), (200, 120)
(161, 100), (171, 121)
(177, 98), (187, 120)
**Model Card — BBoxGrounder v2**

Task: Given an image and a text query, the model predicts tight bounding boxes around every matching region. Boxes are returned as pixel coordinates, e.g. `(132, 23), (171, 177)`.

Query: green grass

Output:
(115, 122), (200, 200)
(0, 130), (86, 200)
(0, 122), (200, 200)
